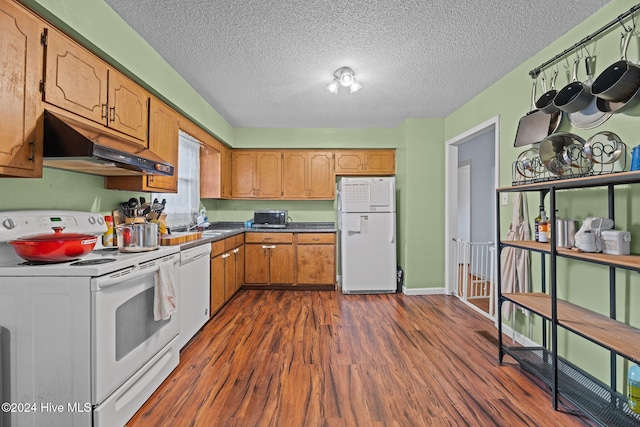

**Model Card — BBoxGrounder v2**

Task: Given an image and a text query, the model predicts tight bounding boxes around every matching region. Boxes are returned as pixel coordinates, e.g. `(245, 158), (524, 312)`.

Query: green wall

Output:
(444, 0), (640, 387)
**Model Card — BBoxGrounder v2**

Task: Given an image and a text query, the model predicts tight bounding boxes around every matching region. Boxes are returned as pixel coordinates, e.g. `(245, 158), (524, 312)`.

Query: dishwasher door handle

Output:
(181, 252), (210, 265)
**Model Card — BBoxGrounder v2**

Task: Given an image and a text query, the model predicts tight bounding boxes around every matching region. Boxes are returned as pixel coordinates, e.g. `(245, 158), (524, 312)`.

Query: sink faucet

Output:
(188, 221), (210, 231)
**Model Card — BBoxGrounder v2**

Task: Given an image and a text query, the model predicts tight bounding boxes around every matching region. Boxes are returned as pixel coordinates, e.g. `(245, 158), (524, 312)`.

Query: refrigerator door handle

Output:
(390, 215), (396, 244)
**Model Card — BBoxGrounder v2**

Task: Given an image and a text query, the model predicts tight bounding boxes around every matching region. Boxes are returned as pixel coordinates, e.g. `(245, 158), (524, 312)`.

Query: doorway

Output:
(444, 116), (499, 319)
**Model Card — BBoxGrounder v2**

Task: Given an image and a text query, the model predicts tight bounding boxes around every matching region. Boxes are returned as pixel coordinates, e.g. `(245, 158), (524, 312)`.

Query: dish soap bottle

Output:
(103, 215), (115, 247)
(629, 364), (640, 414)
(538, 210), (549, 243)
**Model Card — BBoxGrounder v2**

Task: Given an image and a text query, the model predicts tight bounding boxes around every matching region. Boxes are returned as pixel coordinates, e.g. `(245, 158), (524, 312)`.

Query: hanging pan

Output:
(554, 58), (594, 113)
(514, 80), (560, 147)
(568, 53), (612, 129)
(591, 25), (640, 102)
(535, 69), (560, 114)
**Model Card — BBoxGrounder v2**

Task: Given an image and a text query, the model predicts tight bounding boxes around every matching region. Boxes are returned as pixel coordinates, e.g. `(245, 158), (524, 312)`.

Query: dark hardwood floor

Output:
(128, 290), (592, 426)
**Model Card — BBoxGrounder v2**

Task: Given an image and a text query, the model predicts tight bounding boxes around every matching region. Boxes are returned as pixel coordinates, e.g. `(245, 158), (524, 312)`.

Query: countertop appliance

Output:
(253, 209), (288, 228)
(337, 177), (397, 293)
(0, 210), (180, 427)
(178, 243), (211, 349)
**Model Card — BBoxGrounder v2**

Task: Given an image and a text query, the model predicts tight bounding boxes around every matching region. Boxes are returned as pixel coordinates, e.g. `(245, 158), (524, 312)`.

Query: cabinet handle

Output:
(264, 237), (272, 241)
(261, 245), (276, 249)
(101, 103), (108, 120)
(312, 238), (319, 241)
(222, 253), (230, 258)
(233, 248), (240, 254)
(28, 141), (36, 161)
(109, 106), (116, 122)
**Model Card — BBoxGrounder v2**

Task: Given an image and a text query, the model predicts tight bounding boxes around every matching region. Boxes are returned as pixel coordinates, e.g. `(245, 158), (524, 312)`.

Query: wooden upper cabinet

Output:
(283, 151), (334, 199)
(107, 70), (149, 142)
(44, 27), (148, 143)
(200, 143), (221, 198)
(105, 97), (178, 192)
(145, 97), (178, 191)
(255, 151), (282, 198)
(231, 151), (257, 198)
(0, 0), (43, 177)
(44, 27), (109, 126)
(334, 149), (395, 175)
(232, 150), (282, 198)
(220, 145), (232, 199)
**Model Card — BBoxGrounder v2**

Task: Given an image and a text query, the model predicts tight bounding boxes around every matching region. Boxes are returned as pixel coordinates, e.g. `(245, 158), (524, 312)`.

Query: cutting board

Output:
(160, 232), (202, 246)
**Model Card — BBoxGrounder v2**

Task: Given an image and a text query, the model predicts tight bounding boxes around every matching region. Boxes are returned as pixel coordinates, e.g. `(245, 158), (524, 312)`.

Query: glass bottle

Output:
(534, 205), (544, 242)
(538, 210), (549, 243)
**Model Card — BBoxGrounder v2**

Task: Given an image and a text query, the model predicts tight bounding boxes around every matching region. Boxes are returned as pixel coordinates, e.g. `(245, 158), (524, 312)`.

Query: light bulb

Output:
(350, 80), (362, 93)
(327, 81), (339, 94)
(339, 71), (354, 87)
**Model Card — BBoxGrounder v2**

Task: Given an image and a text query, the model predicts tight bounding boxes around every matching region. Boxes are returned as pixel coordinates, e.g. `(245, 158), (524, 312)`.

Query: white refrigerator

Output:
(338, 177), (397, 293)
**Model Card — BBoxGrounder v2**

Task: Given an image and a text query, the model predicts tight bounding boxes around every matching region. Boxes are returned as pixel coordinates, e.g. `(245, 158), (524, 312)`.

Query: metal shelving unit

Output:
(496, 171), (640, 426)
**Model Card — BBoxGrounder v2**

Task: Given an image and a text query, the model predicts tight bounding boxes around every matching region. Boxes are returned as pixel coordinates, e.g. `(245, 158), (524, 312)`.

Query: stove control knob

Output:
(97, 216), (104, 225)
(2, 218), (16, 229)
(88, 217), (96, 225)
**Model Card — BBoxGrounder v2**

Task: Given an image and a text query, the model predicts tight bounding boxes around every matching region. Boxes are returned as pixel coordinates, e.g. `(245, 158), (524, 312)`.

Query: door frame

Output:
(444, 116), (500, 296)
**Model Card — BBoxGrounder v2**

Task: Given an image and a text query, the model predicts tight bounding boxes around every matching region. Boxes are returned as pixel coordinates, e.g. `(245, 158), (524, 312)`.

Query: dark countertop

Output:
(178, 221), (336, 250)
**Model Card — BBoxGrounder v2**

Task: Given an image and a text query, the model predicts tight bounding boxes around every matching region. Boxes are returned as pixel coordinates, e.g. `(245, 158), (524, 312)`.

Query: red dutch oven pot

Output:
(8, 226), (98, 262)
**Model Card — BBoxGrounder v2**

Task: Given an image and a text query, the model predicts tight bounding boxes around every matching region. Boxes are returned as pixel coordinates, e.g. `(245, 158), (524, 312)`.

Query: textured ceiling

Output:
(104, 0), (611, 128)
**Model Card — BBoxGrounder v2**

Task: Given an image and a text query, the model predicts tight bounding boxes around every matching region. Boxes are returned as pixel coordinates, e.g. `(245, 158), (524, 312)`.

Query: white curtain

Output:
(153, 131), (200, 228)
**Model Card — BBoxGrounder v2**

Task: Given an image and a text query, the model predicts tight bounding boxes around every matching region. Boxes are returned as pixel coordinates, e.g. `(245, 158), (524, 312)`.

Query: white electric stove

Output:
(0, 210), (181, 427)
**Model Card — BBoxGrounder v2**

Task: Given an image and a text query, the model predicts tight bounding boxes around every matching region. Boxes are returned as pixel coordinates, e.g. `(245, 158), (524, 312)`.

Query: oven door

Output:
(91, 253), (179, 405)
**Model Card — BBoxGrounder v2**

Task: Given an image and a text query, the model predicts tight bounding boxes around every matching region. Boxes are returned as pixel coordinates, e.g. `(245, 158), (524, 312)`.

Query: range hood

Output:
(43, 110), (174, 177)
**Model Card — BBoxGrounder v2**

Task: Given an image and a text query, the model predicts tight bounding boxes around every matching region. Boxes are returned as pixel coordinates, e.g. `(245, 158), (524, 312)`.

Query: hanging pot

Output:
(591, 30), (640, 102)
(553, 59), (594, 113)
(8, 227), (98, 262)
(535, 70), (560, 114)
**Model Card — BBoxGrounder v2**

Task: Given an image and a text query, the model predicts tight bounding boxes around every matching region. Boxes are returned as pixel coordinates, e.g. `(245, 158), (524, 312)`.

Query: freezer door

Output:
(339, 177), (395, 213)
(341, 212), (396, 293)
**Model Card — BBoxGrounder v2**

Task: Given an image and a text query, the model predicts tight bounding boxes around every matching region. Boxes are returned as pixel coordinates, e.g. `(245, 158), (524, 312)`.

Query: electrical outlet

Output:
(501, 193), (509, 205)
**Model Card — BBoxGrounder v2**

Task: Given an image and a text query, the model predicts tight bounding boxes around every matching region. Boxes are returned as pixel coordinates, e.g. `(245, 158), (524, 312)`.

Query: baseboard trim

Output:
(403, 287), (446, 296)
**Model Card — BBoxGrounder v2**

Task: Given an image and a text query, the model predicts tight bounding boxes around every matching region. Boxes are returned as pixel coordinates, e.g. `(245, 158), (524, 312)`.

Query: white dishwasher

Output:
(178, 243), (212, 349)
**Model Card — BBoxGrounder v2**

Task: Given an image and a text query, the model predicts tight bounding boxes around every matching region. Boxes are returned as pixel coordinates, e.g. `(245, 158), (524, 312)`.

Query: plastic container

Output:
(631, 145), (640, 171)
(629, 364), (640, 414)
(600, 230), (631, 255)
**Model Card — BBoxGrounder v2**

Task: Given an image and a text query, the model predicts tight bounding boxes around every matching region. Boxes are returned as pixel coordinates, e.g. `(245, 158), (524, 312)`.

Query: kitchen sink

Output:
(201, 230), (224, 237)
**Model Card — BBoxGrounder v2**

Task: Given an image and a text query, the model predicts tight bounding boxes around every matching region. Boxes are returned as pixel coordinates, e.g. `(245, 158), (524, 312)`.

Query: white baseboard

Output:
(499, 323), (540, 347)
(402, 287), (446, 296)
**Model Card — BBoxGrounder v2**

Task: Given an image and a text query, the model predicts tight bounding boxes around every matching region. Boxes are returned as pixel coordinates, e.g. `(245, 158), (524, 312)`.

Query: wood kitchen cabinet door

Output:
(244, 244), (269, 284)
(232, 151), (257, 198)
(363, 150), (395, 175)
(44, 28), (149, 144)
(146, 96), (178, 192)
(282, 151), (307, 198)
(0, 0), (43, 178)
(334, 150), (395, 175)
(44, 27), (110, 128)
(282, 151), (334, 199)
(210, 252), (226, 317)
(269, 244), (294, 284)
(255, 151), (282, 198)
(107, 70), (149, 142)
(220, 145), (232, 199)
(296, 234), (336, 285)
(308, 151), (334, 198)
(235, 245), (245, 291)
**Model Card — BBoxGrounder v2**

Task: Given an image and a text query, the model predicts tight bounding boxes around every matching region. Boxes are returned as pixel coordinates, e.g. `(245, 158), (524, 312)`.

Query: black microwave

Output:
(253, 210), (288, 228)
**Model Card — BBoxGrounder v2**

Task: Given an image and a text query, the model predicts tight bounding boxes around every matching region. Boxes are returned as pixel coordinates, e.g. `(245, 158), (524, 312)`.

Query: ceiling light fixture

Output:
(327, 67), (361, 94)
